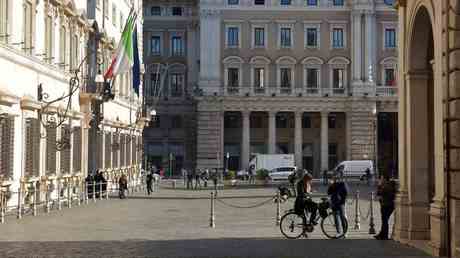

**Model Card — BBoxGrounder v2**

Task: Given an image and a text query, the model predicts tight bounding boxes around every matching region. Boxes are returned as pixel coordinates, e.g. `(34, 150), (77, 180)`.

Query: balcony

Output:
(223, 85), (349, 97)
(376, 86), (398, 97)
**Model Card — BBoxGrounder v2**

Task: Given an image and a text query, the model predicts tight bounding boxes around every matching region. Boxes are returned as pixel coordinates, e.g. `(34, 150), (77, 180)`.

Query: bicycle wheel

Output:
(280, 211), (306, 239)
(320, 213), (348, 239)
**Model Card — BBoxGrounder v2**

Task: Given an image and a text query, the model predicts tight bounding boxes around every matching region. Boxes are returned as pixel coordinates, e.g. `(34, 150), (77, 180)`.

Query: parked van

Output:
(330, 160), (374, 180)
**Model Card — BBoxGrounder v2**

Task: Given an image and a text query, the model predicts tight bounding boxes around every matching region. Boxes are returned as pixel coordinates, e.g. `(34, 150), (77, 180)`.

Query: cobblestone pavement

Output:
(0, 186), (432, 258)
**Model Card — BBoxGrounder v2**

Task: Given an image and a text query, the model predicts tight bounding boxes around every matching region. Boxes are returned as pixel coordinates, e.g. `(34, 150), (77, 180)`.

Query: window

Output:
(150, 36), (161, 55)
(151, 6), (161, 15)
(44, 15), (53, 63)
(254, 27), (265, 47)
(254, 0), (265, 5)
(170, 74), (183, 97)
(276, 115), (289, 128)
(306, 0), (317, 6)
(332, 69), (344, 89)
(385, 68), (396, 86)
(228, 0), (239, 4)
(306, 68), (318, 88)
(328, 143), (338, 169)
(280, 68), (291, 88)
(333, 0), (344, 6)
(332, 28), (344, 48)
(227, 27), (239, 47)
(385, 28), (396, 48)
(0, 0), (9, 43)
(0, 115), (14, 179)
(150, 116), (160, 128)
(171, 116), (182, 129)
(23, 1), (33, 54)
(59, 26), (67, 67)
(225, 114), (240, 128)
(280, 0), (291, 5)
(302, 116), (311, 128)
(306, 27), (318, 47)
(254, 68), (265, 88)
(328, 115), (336, 129)
(149, 73), (160, 97)
(71, 34), (79, 70)
(227, 68), (239, 88)
(112, 4), (116, 25)
(280, 27), (292, 47)
(171, 36), (183, 56)
(172, 7), (182, 16)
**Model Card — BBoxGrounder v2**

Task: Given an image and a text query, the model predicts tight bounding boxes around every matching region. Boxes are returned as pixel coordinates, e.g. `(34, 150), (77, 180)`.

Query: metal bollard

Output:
(67, 184), (72, 209)
(85, 182), (89, 205)
(368, 191), (376, 234)
(17, 187), (22, 219)
(77, 183), (81, 206)
(105, 183), (109, 200)
(276, 190), (281, 226)
(57, 183), (62, 211)
(92, 181), (96, 203)
(45, 188), (50, 213)
(210, 192), (215, 228)
(172, 180), (176, 189)
(1, 191), (5, 224)
(354, 190), (360, 230)
(99, 183), (103, 201)
(33, 188), (37, 216)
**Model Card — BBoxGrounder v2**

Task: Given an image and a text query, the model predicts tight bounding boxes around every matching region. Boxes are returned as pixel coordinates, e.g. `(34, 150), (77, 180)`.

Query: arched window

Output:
(327, 56), (350, 96)
(223, 56), (244, 95)
(276, 56), (297, 95)
(249, 56), (271, 95)
(302, 57), (324, 95)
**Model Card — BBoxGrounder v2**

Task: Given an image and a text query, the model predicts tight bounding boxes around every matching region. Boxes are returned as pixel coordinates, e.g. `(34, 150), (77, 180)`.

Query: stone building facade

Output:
(142, 0), (398, 177)
(393, 0), (460, 257)
(0, 0), (144, 208)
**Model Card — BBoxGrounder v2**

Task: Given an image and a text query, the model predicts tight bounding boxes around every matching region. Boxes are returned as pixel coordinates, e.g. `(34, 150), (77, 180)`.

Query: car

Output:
(268, 166), (297, 181)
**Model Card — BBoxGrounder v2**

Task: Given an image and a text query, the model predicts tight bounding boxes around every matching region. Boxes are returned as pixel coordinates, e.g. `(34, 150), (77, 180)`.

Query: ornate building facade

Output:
(0, 0), (144, 208)
(394, 0), (460, 257)
(143, 0), (398, 177)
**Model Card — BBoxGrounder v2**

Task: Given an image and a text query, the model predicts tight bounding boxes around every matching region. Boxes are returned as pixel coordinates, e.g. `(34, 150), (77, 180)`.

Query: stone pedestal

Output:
(428, 199), (447, 257)
(394, 191), (410, 241)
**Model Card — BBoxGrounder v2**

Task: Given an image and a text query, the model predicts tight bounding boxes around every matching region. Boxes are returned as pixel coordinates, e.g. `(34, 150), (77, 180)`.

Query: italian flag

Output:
(104, 11), (137, 79)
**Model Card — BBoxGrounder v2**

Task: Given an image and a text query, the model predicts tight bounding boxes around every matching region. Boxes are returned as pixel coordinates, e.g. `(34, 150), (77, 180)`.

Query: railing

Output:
(223, 85), (349, 97)
(376, 86), (398, 97)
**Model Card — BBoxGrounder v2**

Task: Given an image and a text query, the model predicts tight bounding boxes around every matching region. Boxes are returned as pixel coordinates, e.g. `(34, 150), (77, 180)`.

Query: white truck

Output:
(249, 154), (295, 171)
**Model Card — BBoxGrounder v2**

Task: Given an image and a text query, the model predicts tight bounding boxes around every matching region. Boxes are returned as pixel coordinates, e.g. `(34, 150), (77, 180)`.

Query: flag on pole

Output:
(132, 24), (140, 96)
(104, 10), (137, 79)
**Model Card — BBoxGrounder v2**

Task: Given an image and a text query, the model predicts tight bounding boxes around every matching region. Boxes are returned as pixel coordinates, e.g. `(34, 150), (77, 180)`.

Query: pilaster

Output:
(241, 111), (250, 170)
(294, 111), (303, 169)
(268, 111), (277, 154)
(320, 111), (329, 172)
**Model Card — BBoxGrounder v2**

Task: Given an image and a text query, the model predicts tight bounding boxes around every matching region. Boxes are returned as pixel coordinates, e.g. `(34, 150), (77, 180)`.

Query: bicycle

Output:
(279, 197), (348, 239)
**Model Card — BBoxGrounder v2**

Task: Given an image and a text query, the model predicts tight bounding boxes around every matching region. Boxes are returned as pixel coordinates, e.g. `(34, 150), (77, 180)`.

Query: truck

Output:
(248, 154), (295, 172)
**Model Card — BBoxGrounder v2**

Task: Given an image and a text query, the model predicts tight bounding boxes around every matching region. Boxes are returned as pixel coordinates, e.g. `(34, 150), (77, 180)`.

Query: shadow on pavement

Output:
(0, 238), (433, 258)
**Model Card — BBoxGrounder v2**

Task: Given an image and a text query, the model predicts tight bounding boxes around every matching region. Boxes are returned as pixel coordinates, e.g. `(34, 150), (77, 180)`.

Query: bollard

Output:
(85, 182), (89, 205)
(77, 183), (81, 206)
(368, 191), (376, 234)
(67, 184), (72, 209)
(354, 190), (360, 230)
(1, 191), (5, 224)
(33, 188), (37, 216)
(172, 180), (176, 189)
(276, 190), (281, 226)
(210, 192), (215, 228)
(57, 183), (62, 211)
(105, 183), (109, 200)
(99, 183), (103, 201)
(17, 187), (22, 219)
(92, 181), (96, 203)
(45, 187), (50, 213)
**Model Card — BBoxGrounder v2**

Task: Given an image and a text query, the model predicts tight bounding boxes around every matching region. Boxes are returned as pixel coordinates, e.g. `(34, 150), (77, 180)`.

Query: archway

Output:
(406, 6), (435, 240)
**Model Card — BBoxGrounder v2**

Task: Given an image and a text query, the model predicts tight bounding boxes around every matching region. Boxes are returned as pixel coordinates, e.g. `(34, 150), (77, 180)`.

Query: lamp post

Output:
(372, 104), (378, 179)
(225, 152), (229, 176)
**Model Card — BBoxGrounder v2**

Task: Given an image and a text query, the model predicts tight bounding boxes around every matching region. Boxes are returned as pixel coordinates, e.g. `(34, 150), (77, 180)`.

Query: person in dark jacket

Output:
(294, 171), (318, 225)
(375, 174), (396, 240)
(327, 175), (348, 237)
(146, 172), (153, 195)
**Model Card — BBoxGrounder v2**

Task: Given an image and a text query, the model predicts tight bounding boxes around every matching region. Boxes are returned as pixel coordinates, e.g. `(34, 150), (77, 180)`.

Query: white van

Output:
(331, 160), (374, 179)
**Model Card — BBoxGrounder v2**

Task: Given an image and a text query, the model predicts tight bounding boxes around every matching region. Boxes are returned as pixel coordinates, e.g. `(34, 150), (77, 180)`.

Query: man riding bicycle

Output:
(293, 169), (318, 225)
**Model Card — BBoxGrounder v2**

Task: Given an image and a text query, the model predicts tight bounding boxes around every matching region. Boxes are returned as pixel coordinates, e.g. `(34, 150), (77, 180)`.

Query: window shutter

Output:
(46, 123), (57, 175)
(60, 125), (71, 174)
(0, 116), (14, 179)
(72, 127), (81, 173)
(105, 132), (111, 169)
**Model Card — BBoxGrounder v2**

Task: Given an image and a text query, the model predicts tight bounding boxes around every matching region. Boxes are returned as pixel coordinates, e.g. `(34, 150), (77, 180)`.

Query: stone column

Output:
(268, 111), (277, 154)
(241, 111), (250, 170)
(294, 111), (303, 169)
(320, 112), (329, 172)
(352, 11), (362, 83)
(345, 112), (352, 160)
(365, 12), (376, 83)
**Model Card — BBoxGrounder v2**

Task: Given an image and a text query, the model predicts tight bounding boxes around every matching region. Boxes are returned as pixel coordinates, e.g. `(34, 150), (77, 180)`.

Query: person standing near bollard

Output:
(374, 174), (396, 240)
(327, 175), (349, 238)
(146, 172), (153, 195)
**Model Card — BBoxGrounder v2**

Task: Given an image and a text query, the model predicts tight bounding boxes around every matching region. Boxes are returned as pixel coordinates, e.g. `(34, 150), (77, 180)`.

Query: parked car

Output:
(329, 160), (374, 180)
(268, 166), (297, 181)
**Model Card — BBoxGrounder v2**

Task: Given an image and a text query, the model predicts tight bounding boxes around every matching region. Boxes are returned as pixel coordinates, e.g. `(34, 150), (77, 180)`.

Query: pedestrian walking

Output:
(212, 169), (219, 195)
(182, 168), (187, 187)
(374, 174), (396, 240)
(327, 175), (349, 238)
(248, 164), (255, 184)
(85, 173), (95, 199)
(201, 169), (209, 188)
(146, 172), (153, 195)
(194, 168), (201, 190)
(118, 174), (128, 199)
(186, 169), (193, 190)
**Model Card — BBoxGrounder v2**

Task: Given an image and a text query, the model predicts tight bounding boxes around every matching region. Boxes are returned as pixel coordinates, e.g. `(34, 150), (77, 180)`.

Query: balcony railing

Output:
(223, 85), (349, 97)
(376, 86), (398, 97)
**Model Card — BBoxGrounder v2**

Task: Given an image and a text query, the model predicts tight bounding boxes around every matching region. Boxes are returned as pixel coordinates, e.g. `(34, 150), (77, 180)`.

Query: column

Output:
(320, 112), (329, 172)
(241, 111), (250, 170)
(345, 112), (352, 160)
(294, 111), (303, 169)
(268, 111), (277, 154)
(365, 12), (376, 83)
(352, 11), (362, 82)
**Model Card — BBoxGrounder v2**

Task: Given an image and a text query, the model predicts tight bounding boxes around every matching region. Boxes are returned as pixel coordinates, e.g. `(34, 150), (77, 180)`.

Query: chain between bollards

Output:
(368, 191), (376, 234)
(210, 192), (215, 228)
(354, 190), (360, 230)
(276, 190), (281, 226)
